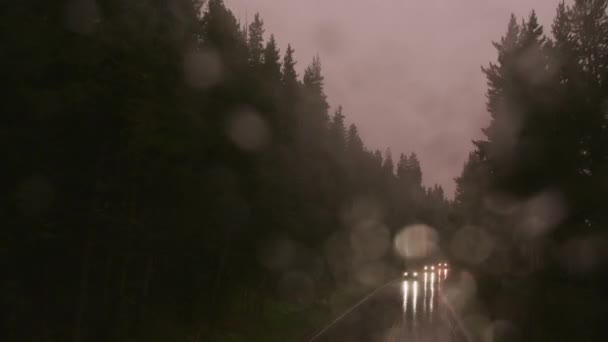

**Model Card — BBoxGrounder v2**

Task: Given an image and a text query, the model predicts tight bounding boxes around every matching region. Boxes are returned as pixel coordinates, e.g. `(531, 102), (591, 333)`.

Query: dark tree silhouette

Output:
(0, 1), (452, 341)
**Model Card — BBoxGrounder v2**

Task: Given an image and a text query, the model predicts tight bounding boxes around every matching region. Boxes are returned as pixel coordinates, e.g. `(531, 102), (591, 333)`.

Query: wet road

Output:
(311, 269), (469, 342)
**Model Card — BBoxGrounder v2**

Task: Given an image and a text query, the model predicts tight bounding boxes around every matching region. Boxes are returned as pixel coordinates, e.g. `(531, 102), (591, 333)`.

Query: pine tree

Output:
(301, 55), (330, 142)
(454, 152), (490, 225)
(407, 153), (423, 187)
(478, 11), (552, 194)
(482, 14), (520, 122)
(433, 185), (445, 202)
(569, 0), (608, 84)
(397, 153), (408, 181)
(566, 0), (608, 230)
(281, 44), (298, 89)
(263, 34), (281, 82)
(248, 13), (265, 67)
(550, 2), (576, 85)
(200, 0), (247, 67)
(347, 124), (364, 153)
(382, 149), (394, 176)
(372, 150), (383, 168)
(303, 55), (327, 100)
(329, 106), (347, 153)
(520, 10), (545, 46)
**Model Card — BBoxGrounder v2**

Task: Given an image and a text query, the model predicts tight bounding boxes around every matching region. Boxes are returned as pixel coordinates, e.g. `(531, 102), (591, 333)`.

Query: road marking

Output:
(438, 292), (475, 342)
(308, 276), (474, 342)
(307, 280), (398, 341)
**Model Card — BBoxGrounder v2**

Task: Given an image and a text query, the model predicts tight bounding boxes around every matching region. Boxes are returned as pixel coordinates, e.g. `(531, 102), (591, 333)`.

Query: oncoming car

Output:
(423, 265), (437, 272)
(402, 270), (420, 280)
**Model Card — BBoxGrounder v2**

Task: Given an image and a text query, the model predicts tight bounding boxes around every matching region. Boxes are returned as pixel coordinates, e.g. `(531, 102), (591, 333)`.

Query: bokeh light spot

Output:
(450, 226), (494, 265)
(257, 236), (295, 272)
(227, 108), (270, 152)
(354, 261), (387, 287)
(394, 224), (439, 260)
(278, 271), (314, 305)
(183, 48), (223, 89)
(519, 189), (567, 239)
(444, 270), (477, 312)
(350, 220), (390, 262)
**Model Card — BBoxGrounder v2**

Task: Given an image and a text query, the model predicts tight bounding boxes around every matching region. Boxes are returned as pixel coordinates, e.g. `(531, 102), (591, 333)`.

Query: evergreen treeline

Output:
(453, 1), (608, 339)
(2, 1), (449, 341)
(455, 0), (607, 272)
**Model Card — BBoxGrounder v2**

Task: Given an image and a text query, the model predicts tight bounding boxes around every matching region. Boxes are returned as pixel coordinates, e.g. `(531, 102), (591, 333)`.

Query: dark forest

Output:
(2, 1), (607, 341)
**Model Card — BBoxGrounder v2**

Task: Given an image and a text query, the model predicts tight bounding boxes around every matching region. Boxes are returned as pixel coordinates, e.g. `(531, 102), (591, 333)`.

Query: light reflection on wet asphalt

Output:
(312, 268), (467, 342)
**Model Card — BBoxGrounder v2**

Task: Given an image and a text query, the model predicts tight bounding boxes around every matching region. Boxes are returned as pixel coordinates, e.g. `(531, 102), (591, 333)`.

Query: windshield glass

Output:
(4, 1), (607, 341)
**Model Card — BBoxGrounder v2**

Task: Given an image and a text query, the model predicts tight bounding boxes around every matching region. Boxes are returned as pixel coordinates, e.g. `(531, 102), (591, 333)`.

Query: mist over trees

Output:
(2, 1), (449, 341)
(455, 1), (608, 263)
(4, 0), (608, 341)
(452, 2), (608, 339)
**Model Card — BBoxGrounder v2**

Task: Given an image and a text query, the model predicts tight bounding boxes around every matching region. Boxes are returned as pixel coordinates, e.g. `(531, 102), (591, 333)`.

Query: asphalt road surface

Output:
(311, 269), (469, 342)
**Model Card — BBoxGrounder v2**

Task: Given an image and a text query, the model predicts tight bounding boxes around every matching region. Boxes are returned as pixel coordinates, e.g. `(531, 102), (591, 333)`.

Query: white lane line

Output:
(307, 280), (398, 342)
(438, 292), (475, 342)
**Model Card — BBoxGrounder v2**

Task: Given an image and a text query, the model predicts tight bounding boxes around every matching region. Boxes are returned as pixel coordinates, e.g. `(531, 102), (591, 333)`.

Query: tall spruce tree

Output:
(263, 34), (281, 82)
(248, 13), (265, 67)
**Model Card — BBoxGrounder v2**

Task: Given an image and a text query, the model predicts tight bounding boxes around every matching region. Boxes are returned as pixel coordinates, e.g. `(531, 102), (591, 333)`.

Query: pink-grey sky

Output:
(226, 0), (567, 196)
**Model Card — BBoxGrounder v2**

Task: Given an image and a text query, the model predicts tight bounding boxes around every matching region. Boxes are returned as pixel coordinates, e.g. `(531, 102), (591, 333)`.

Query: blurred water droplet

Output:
(516, 45), (550, 86)
(341, 196), (384, 225)
(451, 226), (494, 265)
(484, 192), (519, 216)
(65, 0), (101, 35)
(227, 109), (270, 152)
(278, 271), (314, 305)
(257, 236), (295, 272)
(394, 224), (439, 260)
(519, 189), (567, 239)
(350, 220), (390, 262)
(290, 244), (325, 281)
(183, 48), (223, 89)
(483, 320), (520, 342)
(444, 271), (477, 312)
(354, 261), (387, 287)
(489, 100), (523, 164)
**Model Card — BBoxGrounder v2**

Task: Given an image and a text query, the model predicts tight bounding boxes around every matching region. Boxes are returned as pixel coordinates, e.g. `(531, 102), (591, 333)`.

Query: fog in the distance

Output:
(227, 0), (567, 195)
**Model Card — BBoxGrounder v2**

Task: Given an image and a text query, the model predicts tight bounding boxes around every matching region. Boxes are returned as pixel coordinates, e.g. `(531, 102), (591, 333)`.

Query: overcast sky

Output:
(226, 0), (567, 196)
